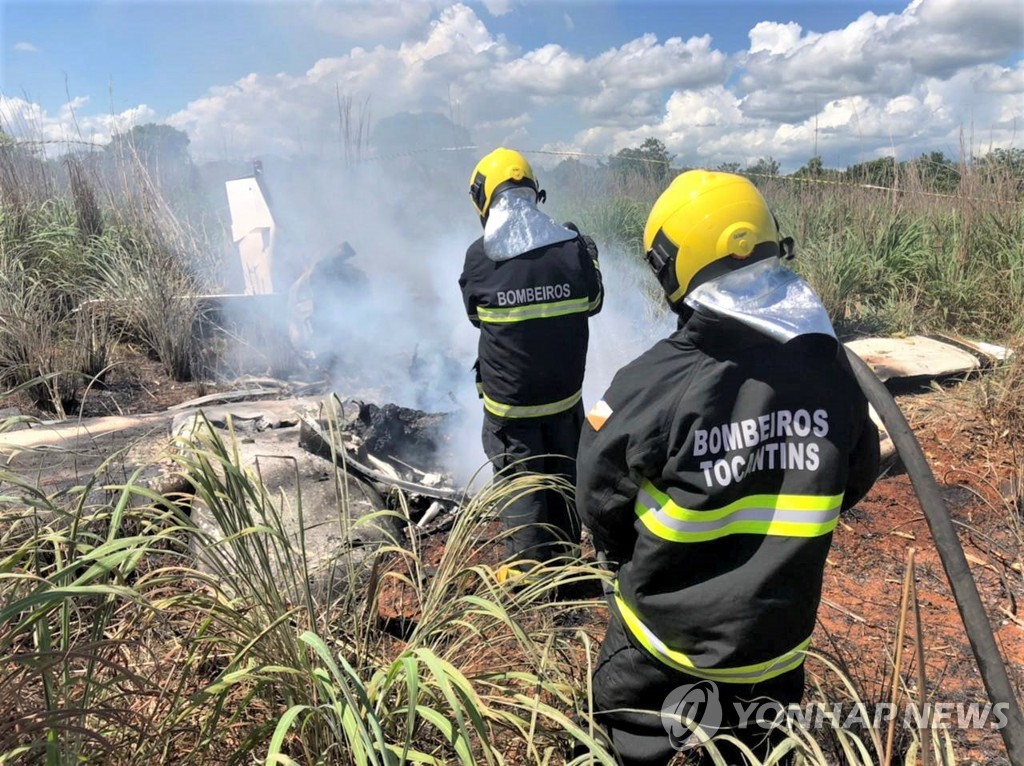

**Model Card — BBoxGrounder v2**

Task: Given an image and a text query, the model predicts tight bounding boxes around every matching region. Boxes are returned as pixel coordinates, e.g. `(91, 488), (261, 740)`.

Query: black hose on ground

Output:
(844, 346), (1024, 764)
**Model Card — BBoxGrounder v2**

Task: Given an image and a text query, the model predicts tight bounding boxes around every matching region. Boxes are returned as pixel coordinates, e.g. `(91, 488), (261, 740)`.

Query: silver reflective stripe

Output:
(482, 388), (582, 419)
(477, 296), (591, 324)
(615, 590), (809, 682)
(634, 482), (842, 542)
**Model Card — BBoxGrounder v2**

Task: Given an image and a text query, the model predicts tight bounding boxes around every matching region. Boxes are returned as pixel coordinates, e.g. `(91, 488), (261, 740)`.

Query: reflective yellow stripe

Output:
(588, 294), (602, 312)
(635, 480), (841, 542)
(477, 297), (591, 324)
(482, 389), (582, 418)
(614, 588), (809, 682)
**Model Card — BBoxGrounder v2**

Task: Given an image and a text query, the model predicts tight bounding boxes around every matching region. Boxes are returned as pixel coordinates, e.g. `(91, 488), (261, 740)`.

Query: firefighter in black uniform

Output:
(460, 147), (603, 574)
(576, 171), (879, 765)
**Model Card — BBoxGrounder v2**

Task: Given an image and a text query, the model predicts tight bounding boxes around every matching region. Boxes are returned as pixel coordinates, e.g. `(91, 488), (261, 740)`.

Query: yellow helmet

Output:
(469, 147), (544, 224)
(643, 170), (783, 306)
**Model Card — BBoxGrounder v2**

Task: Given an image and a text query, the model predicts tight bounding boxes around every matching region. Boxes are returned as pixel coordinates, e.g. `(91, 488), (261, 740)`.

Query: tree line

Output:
(596, 137), (1024, 195)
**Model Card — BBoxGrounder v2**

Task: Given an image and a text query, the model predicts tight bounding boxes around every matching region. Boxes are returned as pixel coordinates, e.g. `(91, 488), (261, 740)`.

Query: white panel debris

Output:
(225, 176), (276, 295)
(844, 335), (1003, 382)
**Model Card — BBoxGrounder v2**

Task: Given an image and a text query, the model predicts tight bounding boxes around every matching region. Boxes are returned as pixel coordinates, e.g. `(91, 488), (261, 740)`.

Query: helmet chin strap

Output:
(646, 232), (797, 306)
(644, 231), (682, 303)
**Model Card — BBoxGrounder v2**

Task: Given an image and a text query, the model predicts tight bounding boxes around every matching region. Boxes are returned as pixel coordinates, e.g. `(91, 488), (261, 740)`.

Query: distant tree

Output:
(107, 123), (191, 166)
(610, 137), (674, 183)
(846, 156), (898, 187)
(746, 157), (780, 178)
(104, 123), (193, 196)
(795, 155), (825, 178)
(546, 157), (602, 192)
(715, 161), (743, 173)
(913, 151), (959, 194)
(372, 111), (471, 156)
(975, 148), (1024, 190)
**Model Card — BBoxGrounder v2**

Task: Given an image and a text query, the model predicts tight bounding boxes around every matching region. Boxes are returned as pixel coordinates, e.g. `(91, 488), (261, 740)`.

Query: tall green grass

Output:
(548, 158), (1024, 342)
(0, 415), (619, 764)
(0, 138), (218, 412)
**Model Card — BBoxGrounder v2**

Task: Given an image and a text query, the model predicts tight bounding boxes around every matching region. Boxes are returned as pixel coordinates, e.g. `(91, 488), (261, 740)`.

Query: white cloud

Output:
(748, 22), (803, 55)
(911, 0), (1024, 73)
(592, 34), (729, 92)
(13, 41), (39, 53)
(0, 95), (155, 150)
(569, 34), (731, 127)
(0, 95), (44, 127)
(490, 44), (590, 97)
(475, 113), (530, 132)
(603, 86), (747, 158)
(399, 3), (506, 65)
(5, 0), (1020, 172)
(563, 13), (574, 32)
(578, 89), (664, 127)
(169, 4), (517, 158)
(974, 60), (1024, 95)
(740, 0), (1024, 124)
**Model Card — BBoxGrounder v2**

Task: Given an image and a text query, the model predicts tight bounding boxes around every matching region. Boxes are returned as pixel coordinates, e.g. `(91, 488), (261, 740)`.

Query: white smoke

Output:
(219, 151), (673, 486)
(583, 246), (675, 406)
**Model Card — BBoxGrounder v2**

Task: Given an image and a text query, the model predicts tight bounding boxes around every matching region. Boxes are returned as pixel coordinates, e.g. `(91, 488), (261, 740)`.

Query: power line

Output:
(4, 135), (1019, 204)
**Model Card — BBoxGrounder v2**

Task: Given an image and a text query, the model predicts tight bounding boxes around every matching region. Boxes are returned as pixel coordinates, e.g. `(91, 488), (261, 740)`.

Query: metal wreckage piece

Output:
(297, 408), (465, 538)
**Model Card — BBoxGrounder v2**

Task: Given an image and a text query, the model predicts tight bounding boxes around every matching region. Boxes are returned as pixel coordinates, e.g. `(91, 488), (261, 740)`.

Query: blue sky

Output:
(1, 0), (1021, 169)
(2, 1), (910, 114)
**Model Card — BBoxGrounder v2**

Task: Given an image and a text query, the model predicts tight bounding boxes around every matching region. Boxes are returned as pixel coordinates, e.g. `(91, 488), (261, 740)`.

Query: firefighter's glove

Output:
(780, 236), (796, 260)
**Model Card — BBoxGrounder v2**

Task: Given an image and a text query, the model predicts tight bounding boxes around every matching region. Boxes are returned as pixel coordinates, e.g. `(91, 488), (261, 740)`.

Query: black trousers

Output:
(591, 615), (805, 766)
(481, 402), (584, 562)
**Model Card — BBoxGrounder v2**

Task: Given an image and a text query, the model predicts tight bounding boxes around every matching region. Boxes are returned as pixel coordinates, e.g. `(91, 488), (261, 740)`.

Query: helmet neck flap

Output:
(685, 258), (836, 343)
(482, 188), (576, 262)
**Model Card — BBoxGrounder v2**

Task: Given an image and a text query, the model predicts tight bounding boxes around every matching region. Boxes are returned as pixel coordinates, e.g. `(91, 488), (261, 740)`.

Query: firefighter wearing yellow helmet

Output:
(575, 170), (879, 765)
(467, 146), (545, 225)
(460, 148), (603, 572)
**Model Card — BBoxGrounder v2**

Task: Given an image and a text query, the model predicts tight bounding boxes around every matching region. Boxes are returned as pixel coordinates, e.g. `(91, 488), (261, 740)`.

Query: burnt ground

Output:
(4, 348), (1022, 764)
(820, 390), (1023, 764)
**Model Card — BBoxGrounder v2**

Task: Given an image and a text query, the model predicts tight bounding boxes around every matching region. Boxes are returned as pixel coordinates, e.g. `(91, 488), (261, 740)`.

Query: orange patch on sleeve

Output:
(586, 400), (613, 431)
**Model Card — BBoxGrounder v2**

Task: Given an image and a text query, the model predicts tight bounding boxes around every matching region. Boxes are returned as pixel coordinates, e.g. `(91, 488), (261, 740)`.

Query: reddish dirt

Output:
(820, 391), (1023, 764)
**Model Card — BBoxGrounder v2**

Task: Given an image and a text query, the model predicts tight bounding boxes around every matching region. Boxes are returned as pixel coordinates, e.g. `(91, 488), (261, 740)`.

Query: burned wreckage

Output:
(0, 390), (469, 604)
(168, 394), (466, 593)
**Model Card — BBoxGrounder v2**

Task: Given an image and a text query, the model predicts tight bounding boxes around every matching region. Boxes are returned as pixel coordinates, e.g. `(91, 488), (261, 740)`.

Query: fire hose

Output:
(844, 347), (1024, 764)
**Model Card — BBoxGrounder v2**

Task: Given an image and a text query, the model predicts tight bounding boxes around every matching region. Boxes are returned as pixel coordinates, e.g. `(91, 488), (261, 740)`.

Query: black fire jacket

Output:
(577, 308), (879, 682)
(460, 234), (603, 419)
